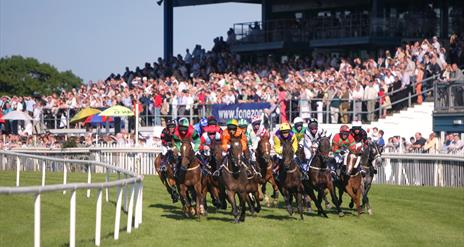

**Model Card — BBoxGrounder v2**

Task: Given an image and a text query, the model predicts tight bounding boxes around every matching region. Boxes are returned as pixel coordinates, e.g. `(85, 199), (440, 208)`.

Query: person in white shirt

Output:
(363, 81), (379, 122)
(351, 83), (364, 119)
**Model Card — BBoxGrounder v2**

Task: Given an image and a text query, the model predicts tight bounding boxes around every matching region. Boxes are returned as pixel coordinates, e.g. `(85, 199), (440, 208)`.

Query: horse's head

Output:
(281, 138), (295, 169)
(258, 134), (272, 163)
(228, 137), (243, 167)
(318, 136), (332, 158)
(180, 139), (195, 168)
(368, 141), (383, 168)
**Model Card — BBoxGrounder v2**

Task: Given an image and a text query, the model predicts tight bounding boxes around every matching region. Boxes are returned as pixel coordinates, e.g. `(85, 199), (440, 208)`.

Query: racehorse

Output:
(340, 151), (364, 216)
(219, 136), (249, 223)
(277, 138), (304, 220)
(177, 140), (205, 219)
(199, 137), (225, 211)
(154, 146), (179, 203)
(360, 140), (383, 215)
(304, 136), (344, 217)
(256, 134), (279, 207)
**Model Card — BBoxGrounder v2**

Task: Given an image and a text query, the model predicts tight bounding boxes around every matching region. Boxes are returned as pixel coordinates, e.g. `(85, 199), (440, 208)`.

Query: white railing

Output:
(375, 153), (464, 187)
(0, 150), (144, 247)
(6, 144), (464, 187)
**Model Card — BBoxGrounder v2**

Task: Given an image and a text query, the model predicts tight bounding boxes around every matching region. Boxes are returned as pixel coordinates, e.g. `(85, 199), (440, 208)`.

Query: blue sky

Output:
(0, 0), (261, 82)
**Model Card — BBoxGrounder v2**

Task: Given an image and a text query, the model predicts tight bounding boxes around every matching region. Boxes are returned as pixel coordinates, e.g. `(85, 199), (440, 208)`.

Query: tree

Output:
(0, 55), (82, 96)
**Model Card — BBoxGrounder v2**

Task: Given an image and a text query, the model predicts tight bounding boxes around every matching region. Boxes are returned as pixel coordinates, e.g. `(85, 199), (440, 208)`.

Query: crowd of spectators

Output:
(0, 31), (463, 143)
(384, 131), (464, 154)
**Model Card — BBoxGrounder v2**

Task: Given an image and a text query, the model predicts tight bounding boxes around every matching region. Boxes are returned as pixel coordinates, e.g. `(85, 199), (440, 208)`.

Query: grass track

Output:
(0, 171), (463, 247)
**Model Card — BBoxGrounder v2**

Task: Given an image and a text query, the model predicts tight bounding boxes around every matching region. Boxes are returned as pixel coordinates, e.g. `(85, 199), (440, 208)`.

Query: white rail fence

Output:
(0, 150), (144, 247)
(4, 145), (464, 187)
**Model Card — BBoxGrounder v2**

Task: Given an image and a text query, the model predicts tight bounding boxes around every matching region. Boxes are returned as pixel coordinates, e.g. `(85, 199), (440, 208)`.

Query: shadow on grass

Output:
(149, 203), (178, 210)
(261, 214), (296, 221)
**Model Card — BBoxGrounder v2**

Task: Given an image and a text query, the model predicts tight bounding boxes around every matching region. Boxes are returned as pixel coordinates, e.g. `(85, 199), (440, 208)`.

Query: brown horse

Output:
(304, 136), (344, 217)
(256, 134), (279, 207)
(341, 152), (364, 216)
(199, 137), (224, 211)
(219, 136), (249, 223)
(177, 140), (205, 219)
(277, 138), (304, 220)
(154, 146), (179, 203)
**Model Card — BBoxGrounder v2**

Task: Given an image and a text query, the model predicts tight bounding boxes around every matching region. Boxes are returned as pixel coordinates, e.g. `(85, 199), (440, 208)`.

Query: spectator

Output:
(447, 134), (464, 153)
(423, 132), (438, 153)
(364, 80), (378, 122)
(411, 132), (427, 152)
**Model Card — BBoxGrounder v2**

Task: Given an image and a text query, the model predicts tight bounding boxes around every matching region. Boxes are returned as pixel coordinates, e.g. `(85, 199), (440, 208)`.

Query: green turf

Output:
(0, 171), (463, 247)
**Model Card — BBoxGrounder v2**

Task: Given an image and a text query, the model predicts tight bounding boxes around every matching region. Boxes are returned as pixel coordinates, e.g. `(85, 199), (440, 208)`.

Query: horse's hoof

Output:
(338, 211), (345, 217)
(325, 203), (332, 209)
(349, 201), (354, 209)
(368, 209), (373, 215)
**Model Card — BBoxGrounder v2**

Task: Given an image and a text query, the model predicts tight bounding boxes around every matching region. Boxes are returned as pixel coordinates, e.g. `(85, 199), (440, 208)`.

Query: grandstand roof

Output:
(173, 0), (260, 7)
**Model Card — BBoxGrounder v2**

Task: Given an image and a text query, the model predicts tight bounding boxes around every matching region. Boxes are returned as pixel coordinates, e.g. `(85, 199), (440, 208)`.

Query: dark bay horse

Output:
(177, 140), (205, 219)
(219, 136), (249, 223)
(256, 134), (279, 207)
(199, 137), (225, 211)
(304, 136), (344, 217)
(278, 138), (304, 220)
(154, 146), (179, 203)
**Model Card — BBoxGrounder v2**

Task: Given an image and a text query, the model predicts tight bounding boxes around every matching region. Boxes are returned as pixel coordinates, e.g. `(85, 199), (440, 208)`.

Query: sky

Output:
(0, 0), (261, 82)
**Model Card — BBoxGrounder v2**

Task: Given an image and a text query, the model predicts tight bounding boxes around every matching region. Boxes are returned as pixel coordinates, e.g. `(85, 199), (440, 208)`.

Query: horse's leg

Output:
(323, 191), (332, 209)
(316, 188), (328, 218)
(327, 177), (344, 217)
(297, 188), (304, 220)
(245, 191), (256, 217)
(194, 180), (203, 220)
(254, 191), (262, 213)
(270, 176), (280, 207)
(363, 174), (373, 215)
(179, 184), (190, 217)
(238, 192), (247, 222)
(345, 181), (358, 215)
(282, 188), (293, 216)
(305, 183), (325, 217)
(261, 183), (270, 207)
(226, 190), (239, 223)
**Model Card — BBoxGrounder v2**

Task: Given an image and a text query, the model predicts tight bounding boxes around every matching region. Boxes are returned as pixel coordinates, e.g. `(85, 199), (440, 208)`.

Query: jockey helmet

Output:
(280, 122), (291, 132)
(167, 120), (176, 128)
(227, 119), (238, 131)
(200, 117), (208, 127)
(238, 119), (248, 129)
(207, 116), (218, 126)
(251, 115), (261, 125)
(293, 117), (304, 125)
(308, 118), (318, 129)
(179, 118), (190, 128)
(340, 125), (350, 134)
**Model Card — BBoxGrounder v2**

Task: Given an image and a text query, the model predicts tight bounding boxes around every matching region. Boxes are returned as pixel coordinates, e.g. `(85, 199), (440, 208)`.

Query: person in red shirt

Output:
(153, 91), (163, 125)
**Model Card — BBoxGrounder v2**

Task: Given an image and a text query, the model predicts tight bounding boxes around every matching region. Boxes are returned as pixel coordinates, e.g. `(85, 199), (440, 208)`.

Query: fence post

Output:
(87, 165), (91, 198)
(41, 161), (46, 186)
(63, 162), (67, 194)
(16, 156), (20, 186)
(134, 182), (140, 229)
(139, 183), (143, 224)
(408, 92), (412, 107)
(69, 190), (76, 247)
(127, 184), (135, 233)
(352, 99), (356, 121)
(34, 193), (41, 247)
(105, 168), (109, 202)
(114, 186), (123, 240)
(95, 188), (102, 246)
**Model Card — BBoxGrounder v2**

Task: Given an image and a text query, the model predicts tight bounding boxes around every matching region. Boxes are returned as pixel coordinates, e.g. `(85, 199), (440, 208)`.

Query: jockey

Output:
(303, 118), (327, 165)
(193, 117), (208, 136)
(351, 122), (371, 171)
(199, 125), (221, 156)
(292, 117), (306, 144)
(273, 122), (298, 165)
(221, 119), (248, 157)
(247, 115), (269, 162)
(331, 125), (359, 176)
(172, 117), (201, 176)
(207, 116), (223, 134)
(160, 119), (177, 169)
(161, 119), (176, 154)
(350, 122), (369, 148)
